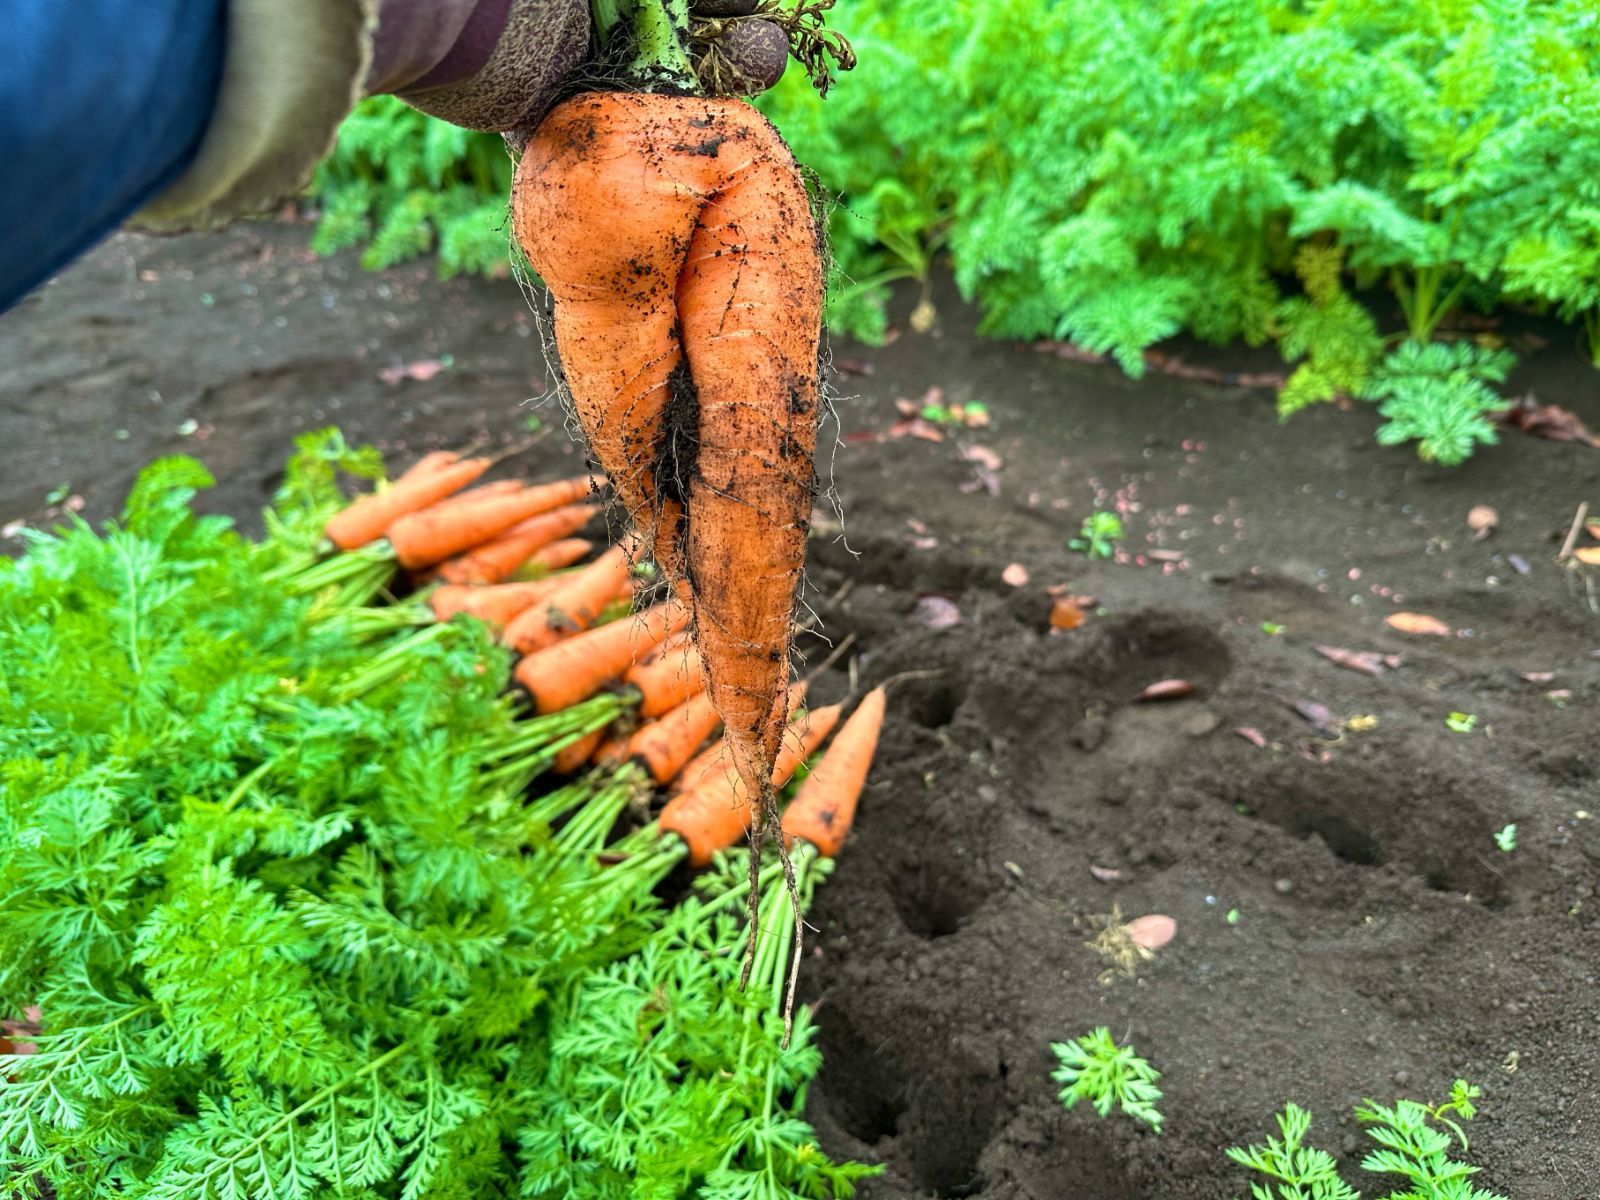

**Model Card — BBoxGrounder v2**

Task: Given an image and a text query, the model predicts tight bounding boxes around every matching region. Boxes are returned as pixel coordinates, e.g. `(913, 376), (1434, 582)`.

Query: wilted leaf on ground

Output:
(1287, 696), (1338, 732)
(377, 357), (447, 384)
(914, 594), (962, 629)
(1519, 670), (1556, 683)
(1049, 597), (1086, 630)
(1314, 644), (1401, 677)
(1002, 563), (1030, 587)
(1089, 864), (1124, 883)
(1499, 395), (1600, 448)
(1386, 611), (1453, 636)
(1123, 914), (1177, 950)
(1233, 726), (1268, 748)
(1134, 679), (1195, 702)
(1467, 505), (1498, 539)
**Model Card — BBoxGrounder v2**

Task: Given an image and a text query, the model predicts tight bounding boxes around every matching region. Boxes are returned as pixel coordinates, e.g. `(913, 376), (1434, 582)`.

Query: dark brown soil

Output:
(4, 223), (1599, 1200)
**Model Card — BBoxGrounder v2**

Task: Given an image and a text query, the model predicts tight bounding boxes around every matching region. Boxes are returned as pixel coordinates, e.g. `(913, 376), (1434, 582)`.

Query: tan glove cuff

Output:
(131, 0), (377, 234)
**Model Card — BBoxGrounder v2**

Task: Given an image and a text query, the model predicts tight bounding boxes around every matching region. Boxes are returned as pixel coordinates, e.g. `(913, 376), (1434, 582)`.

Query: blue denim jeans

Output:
(0, 1), (225, 312)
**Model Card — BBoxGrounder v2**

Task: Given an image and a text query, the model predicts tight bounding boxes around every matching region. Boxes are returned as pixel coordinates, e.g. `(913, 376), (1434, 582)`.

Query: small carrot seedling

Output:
(1494, 823), (1517, 852)
(1050, 1028), (1163, 1132)
(1070, 512), (1125, 560)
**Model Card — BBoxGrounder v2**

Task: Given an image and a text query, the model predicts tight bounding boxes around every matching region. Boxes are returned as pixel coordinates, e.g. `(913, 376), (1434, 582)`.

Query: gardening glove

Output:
(134, 0), (590, 235)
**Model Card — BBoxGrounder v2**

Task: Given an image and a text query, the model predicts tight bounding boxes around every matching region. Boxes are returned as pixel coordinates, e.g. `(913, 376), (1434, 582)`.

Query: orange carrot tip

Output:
(513, 601), (689, 715)
(323, 455), (491, 551)
(388, 475), (596, 569)
(781, 686), (885, 857)
(430, 506), (598, 585)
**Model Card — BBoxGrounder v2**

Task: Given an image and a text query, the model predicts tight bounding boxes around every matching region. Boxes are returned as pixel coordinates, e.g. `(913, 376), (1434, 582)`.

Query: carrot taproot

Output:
(513, 601), (688, 714)
(513, 92), (822, 842)
(431, 508), (598, 585)
(389, 476), (598, 569)
(780, 686), (884, 857)
(554, 725), (609, 774)
(623, 642), (706, 718)
(626, 689), (721, 785)
(658, 702), (841, 867)
(395, 449), (460, 482)
(502, 543), (635, 654)
(323, 456), (491, 550)
(428, 578), (564, 627)
(673, 681), (807, 794)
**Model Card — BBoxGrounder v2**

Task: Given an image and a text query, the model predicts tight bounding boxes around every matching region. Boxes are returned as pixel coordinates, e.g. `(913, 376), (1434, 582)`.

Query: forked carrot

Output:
(623, 642), (706, 718)
(514, 93), (822, 844)
(513, 601), (688, 714)
(389, 476), (598, 569)
(431, 507), (598, 585)
(428, 578), (564, 627)
(780, 686), (884, 857)
(626, 689), (721, 785)
(658, 702), (841, 867)
(553, 725), (608, 774)
(323, 456), (490, 550)
(502, 543), (634, 654)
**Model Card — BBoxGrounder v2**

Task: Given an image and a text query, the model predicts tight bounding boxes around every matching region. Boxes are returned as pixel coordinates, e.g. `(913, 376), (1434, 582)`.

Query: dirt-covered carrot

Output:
(431, 508), (598, 585)
(428, 578), (565, 627)
(502, 543), (635, 654)
(626, 689), (722, 785)
(389, 476), (598, 569)
(513, 601), (688, 714)
(674, 682), (806, 794)
(323, 455), (491, 550)
(623, 642), (706, 718)
(658, 702), (841, 867)
(513, 91), (823, 849)
(780, 686), (884, 857)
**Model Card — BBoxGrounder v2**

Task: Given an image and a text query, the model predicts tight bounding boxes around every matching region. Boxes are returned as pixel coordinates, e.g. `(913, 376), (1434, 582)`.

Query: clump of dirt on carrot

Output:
(512, 93), (825, 937)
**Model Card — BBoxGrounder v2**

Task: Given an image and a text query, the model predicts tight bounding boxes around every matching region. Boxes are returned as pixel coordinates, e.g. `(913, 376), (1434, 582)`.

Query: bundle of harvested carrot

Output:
(511, 0), (853, 953)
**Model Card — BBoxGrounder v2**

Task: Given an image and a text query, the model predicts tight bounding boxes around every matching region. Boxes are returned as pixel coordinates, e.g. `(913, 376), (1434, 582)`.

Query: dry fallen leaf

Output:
(960, 444), (1003, 472)
(1134, 679), (1196, 703)
(1233, 726), (1268, 748)
(1146, 548), (1186, 563)
(833, 355), (875, 378)
(1386, 611), (1453, 637)
(887, 417), (945, 442)
(1288, 697), (1338, 733)
(1089, 864), (1124, 883)
(1467, 505), (1498, 540)
(914, 594), (962, 630)
(377, 358), (447, 385)
(1123, 914), (1177, 951)
(1314, 643), (1401, 677)
(1574, 546), (1600, 565)
(1499, 394), (1600, 448)
(1519, 670), (1556, 684)
(1049, 597), (1086, 630)
(1002, 563), (1031, 587)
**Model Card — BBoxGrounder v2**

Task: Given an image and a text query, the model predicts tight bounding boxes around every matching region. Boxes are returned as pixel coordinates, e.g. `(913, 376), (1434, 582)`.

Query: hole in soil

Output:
(889, 861), (984, 939)
(815, 1015), (910, 1146)
(908, 681), (962, 729)
(899, 1075), (1005, 1198)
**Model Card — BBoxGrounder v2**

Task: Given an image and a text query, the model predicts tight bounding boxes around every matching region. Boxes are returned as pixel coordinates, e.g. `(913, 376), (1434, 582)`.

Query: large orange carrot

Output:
(658, 702), (840, 867)
(502, 543), (634, 654)
(389, 476), (597, 569)
(514, 93), (822, 843)
(780, 686), (884, 857)
(513, 601), (687, 714)
(432, 508), (598, 585)
(673, 682), (806, 794)
(428, 578), (564, 627)
(623, 643), (705, 718)
(626, 690), (721, 785)
(324, 456), (491, 550)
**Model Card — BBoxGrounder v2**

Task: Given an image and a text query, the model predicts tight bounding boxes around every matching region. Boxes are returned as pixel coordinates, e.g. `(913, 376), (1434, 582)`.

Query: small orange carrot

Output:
(395, 450), (460, 482)
(553, 725), (608, 774)
(502, 543), (634, 654)
(781, 686), (885, 857)
(389, 476), (598, 569)
(428, 578), (564, 627)
(430, 505), (599, 585)
(658, 702), (841, 867)
(623, 643), (706, 718)
(324, 456), (491, 550)
(514, 601), (688, 714)
(626, 689), (722, 785)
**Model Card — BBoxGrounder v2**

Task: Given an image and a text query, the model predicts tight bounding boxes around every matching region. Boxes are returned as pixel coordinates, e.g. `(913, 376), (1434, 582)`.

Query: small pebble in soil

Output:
(1274, 878), (1294, 894)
